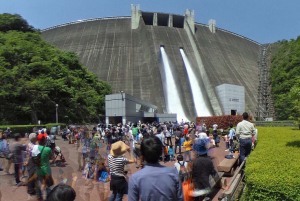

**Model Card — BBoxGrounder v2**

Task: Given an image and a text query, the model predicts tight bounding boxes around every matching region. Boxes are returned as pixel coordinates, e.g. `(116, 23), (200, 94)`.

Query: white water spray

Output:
(160, 47), (188, 122)
(180, 49), (211, 116)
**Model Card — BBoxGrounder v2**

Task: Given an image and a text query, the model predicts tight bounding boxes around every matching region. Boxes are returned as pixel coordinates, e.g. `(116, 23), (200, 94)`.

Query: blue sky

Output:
(1, 0), (299, 44)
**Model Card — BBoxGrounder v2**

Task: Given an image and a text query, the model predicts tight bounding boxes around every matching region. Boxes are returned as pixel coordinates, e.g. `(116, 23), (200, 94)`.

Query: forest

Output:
(270, 37), (300, 124)
(0, 14), (111, 124)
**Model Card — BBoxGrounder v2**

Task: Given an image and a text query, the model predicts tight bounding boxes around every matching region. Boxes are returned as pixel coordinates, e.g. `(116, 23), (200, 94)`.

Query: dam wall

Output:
(41, 10), (260, 120)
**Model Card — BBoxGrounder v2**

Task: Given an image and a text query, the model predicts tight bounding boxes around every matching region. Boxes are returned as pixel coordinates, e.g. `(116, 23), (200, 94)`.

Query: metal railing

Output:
(218, 159), (247, 201)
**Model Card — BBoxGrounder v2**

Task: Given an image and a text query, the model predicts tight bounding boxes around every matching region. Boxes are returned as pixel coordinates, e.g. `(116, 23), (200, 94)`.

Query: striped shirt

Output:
(108, 154), (129, 177)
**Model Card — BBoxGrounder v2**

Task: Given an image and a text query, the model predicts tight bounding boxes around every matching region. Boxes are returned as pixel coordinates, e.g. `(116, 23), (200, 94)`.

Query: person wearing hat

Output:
(191, 136), (217, 200)
(108, 141), (135, 201)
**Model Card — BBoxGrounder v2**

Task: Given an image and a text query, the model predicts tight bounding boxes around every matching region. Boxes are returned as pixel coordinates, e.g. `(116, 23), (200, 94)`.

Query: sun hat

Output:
(110, 141), (129, 157)
(193, 138), (209, 156)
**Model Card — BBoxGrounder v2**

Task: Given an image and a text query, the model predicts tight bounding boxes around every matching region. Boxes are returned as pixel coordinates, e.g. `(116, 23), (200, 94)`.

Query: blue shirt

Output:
(128, 163), (183, 201)
(228, 128), (235, 140)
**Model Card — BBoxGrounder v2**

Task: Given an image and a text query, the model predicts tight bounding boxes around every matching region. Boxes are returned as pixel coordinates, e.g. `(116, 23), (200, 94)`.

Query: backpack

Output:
(32, 146), (45, 166)
(178, 162), (189, 182)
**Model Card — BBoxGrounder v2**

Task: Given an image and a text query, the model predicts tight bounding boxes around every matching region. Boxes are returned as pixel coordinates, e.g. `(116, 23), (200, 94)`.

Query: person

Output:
(132, 124), (139, 141)
(108, 141), (135, 201)
(168, 145), (175, 161)
(212, 123), (219, 147)
(164, 126), (172, 146)
(208, 133), (216, 148)
(191, 134), (218, 200)
(236, 112), (255, 164)
(174, 127), (182, 154)
(230, 136), (239, 153)
(202, 123), (207, 132)
(228, 124), (236, 152)
(4, 127), (11, 139)
(128, 135), (183, 201)
(174, 154), (189, 182)
(78, 132), (91, 171)
(82, 157), (100, 201)
(224, 134), (230, 151)
(32, 132), (54, 200)
(155, 126), (166, 162)
(0, 130), (9, 171)
(46, 184), (76, 201)
(182, 136), (192, 162)
(10, 133), (27, 186)
(183, 124), (189, 136)
(25, 133), (37, 196)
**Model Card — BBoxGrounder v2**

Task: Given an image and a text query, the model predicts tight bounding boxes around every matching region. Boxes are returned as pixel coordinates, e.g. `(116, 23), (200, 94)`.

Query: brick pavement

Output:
(0, 135), (230, 201)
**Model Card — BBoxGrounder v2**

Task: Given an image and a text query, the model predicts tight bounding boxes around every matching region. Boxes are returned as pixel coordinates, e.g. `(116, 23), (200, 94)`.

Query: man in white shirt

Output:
(236, 112), (255, 164)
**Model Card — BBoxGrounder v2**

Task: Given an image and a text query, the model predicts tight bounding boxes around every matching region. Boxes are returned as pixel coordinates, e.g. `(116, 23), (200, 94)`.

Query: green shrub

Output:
(0, 123), (65, 136)
(244, 127), (300, 200)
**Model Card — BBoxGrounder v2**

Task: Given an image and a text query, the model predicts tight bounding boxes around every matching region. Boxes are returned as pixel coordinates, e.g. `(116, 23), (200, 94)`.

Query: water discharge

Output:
(160, 47), (188, 122)
(180, 49), (211, 116)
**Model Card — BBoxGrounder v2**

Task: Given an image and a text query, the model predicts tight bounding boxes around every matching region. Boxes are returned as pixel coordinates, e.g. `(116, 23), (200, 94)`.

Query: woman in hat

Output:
(108, 141), (135, 201)
(191, 136), (217, 200)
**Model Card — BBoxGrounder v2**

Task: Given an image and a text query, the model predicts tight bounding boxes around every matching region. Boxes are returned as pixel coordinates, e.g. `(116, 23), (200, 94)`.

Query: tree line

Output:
(270, 37), (300, 125)
(0, 13), (111, 125)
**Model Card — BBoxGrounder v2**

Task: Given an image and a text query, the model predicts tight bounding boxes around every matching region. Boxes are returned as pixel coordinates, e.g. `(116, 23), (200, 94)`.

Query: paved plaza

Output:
(0, 135), (229, 201)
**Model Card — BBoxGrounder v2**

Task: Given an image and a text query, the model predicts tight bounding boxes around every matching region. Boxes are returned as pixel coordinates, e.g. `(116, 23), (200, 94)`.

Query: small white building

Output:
(105, 92), (176, 125)
(215, 84), (245, 115)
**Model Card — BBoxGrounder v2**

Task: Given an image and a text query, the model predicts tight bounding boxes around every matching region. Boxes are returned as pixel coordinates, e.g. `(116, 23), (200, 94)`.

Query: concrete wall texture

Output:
(216, 84), (245, 115)
(41, 9), (260, 121)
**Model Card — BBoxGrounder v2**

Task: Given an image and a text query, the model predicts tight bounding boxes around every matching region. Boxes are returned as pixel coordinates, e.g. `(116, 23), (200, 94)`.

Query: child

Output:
(168, 145), (175, 161)
(224, 135), (230, 151)
(230, 136), (239, 153)
(183, 136), (192, 162)
(174, 154), (189, 182)
(208, 133), (216, 148)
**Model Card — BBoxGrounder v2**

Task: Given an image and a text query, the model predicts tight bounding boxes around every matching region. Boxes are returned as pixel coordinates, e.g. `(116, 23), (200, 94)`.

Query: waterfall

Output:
(180, 49), (211, 116)
(160, 47), (188, 122)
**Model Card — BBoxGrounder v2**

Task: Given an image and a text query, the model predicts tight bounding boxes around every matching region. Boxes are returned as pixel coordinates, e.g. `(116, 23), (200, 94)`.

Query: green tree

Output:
(270, 37), (300, 120)
(0, 14), (111, 124)
(288, 78), (300, 129)
(0, 13), (34, 32)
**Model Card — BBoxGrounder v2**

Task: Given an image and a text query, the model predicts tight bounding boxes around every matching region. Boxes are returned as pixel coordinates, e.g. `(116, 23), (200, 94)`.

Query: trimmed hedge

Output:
(244, 127), (300, 201)
(255, 121), (295, 127)
(196, 115), (243, 129)
(0, 123), (65, 136)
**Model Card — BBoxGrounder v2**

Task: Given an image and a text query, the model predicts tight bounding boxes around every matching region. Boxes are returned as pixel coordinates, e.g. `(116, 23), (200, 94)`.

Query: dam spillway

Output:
(180, 48), (212, 117)
(160, 47), (188, 122)
(41, 7), (260, 120)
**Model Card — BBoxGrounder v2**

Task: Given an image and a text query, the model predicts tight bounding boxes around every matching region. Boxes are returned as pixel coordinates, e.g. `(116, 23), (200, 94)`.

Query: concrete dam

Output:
(41, 6), (260, 121)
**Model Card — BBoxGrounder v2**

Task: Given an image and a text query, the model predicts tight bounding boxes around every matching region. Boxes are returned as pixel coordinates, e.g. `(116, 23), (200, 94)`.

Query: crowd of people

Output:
(0, 112), (257, 201)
